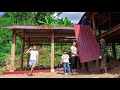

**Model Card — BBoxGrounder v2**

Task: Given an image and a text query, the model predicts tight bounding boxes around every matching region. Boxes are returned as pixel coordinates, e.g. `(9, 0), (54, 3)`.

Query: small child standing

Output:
(99, 38), (108, 74)
(61, 50), (71, 75)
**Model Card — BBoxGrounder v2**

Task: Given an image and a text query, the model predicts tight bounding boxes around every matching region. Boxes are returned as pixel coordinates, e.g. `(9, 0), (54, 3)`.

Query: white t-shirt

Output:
(61, 54), (70, 63)
(70, 46), (77, 57)
(29, 50), (39, 61)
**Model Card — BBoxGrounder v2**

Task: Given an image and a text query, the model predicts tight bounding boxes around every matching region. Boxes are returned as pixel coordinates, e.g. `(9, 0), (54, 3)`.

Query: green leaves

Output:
(0, 12), (73, 70)
(38, 20), (47, 25)
(37, 15), (73, 26)
(2, 12), (73, 26)
(0, 53), (7, 67)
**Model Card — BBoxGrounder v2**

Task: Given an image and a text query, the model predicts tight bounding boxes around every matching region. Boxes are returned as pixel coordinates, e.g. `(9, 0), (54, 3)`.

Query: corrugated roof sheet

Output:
(4, 25), (74, 30)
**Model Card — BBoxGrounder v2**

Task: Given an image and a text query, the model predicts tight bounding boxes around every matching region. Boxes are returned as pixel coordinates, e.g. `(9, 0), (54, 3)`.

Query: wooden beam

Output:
(20, 33), (74, 35)
(29, 38), (75, 42)
(16, 34), (29, 44)
(110, 39), (118, 43)
(99, 18), (109, 27)
(30, 43), (72, 46)
(20, 31), (25, 70)
(26, 37), (30, 45)
(29, 38), (74, 41)
(107, 40), (120, 43)
(93, 12), (99, 16)
(92, 13), (97, 34)
(103, 30), (120, 41)
(27, 43), (30, 67)
(51, 31), (55, 72)
(20, 34), (75, 38)
(29, 40), (73, 44)
(109, 34), (120, 40)
(21, 35), (51, 38)
(22, 36), (74, 38)
(97, 24), (120, 39)
(26, 31), (74, 34)
(97, 31), (120, 41)
(30, 43), (49, 45)
(10, 30), (16, 72)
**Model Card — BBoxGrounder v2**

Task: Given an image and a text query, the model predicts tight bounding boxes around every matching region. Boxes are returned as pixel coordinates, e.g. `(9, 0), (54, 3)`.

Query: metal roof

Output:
(5, 25), (75, 45)
(5, 25), (74, 30)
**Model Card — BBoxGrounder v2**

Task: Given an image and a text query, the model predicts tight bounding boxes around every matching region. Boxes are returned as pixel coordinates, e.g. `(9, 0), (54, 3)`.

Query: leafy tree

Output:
(38, 15), (73, 26)
(0, 12), (73, 70)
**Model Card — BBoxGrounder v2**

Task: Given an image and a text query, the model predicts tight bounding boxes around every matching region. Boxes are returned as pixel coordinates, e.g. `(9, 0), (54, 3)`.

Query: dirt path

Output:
(0, 72), (119, 78)
(1, 61), (120, 78)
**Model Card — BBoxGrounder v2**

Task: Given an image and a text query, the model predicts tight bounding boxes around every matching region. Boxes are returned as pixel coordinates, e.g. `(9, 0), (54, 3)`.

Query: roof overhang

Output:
(4, 25), (75, 45)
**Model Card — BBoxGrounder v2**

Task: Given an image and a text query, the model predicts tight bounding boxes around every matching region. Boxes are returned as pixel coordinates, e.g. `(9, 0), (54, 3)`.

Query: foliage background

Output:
(0, 12), (73, 72)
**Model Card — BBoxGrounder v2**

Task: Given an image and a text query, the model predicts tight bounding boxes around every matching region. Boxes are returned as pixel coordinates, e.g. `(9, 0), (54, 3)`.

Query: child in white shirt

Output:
(61, 50), (71, 75)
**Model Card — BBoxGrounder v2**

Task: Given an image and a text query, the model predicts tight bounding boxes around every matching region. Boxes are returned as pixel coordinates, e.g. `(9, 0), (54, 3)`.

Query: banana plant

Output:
(36, 14), (73, 26)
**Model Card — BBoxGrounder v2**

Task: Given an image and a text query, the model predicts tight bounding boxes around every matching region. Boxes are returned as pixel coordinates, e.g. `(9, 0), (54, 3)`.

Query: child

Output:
(61, 50), (71, 75)
(99, 38), (108, 74)
(27, 46), (39, 76)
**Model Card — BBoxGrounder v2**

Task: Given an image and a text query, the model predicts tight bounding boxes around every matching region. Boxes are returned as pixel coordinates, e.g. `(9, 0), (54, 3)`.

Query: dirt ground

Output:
(0, 61), (120, 78)
(0, 69), (120, 78)
(0, 72), (119, 78)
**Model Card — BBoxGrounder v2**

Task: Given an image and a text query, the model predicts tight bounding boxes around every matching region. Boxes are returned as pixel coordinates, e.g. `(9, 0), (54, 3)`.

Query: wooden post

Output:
(10, 30), (16, 72)
(112, 43), (116, 60)
(92, 13), (96, 34)
(82, 63), (85, 70)
(51, 31), (55, 72)
(20, 31), (25, 70)
(20, 38), (25, 70)
(88, 61), (92, 72)
(92, 13), (100, 72)
(27, 43), (30, 67)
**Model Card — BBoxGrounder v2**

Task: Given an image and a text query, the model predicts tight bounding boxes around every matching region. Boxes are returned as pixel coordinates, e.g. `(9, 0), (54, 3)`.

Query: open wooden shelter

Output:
(5, 26), (75, 72)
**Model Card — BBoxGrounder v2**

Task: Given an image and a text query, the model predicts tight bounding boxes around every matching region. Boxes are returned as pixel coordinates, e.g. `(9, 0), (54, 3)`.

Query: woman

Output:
(70, 41), (80, 74)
